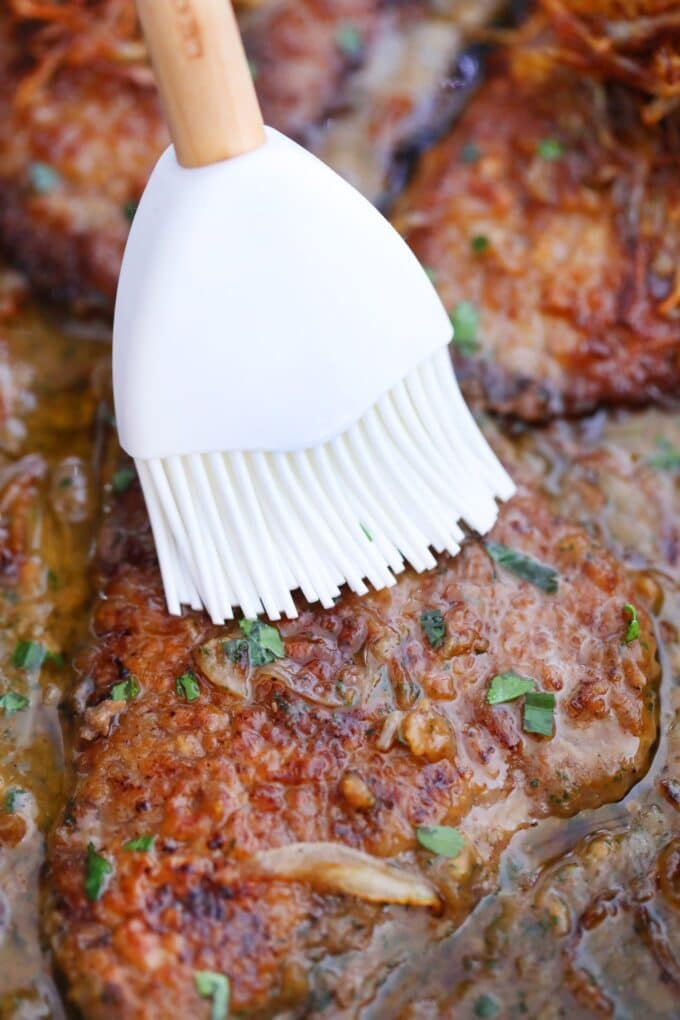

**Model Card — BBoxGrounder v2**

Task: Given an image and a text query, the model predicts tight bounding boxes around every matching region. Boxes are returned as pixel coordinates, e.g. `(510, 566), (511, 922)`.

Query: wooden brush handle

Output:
(136, 0), (265, 168)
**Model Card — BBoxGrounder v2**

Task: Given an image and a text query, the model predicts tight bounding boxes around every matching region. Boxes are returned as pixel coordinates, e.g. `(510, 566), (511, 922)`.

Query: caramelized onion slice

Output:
(248, 841), (440, 908)
(195, 639), (248, 698)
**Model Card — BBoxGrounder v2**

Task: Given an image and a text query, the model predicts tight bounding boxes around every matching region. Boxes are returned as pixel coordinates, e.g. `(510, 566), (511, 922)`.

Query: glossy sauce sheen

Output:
(0, 1), (678, 1015)
(44, 413), (661, 1015)
(0, 305), (677, 1019)
(0, 293), (112, 1018)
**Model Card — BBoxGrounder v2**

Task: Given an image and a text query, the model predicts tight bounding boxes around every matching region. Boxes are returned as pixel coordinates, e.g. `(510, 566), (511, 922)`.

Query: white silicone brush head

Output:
(113, 129), (515, 623)
(114, 129), (453, 458)
(134, 348), (514, 623)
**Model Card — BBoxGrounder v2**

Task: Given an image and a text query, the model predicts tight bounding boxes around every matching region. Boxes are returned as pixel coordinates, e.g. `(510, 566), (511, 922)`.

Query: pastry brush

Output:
(113, 0), (515, 624)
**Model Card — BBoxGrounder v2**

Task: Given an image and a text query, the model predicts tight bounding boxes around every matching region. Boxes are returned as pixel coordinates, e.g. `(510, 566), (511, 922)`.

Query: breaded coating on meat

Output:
(0, 0), (498, 308)
(395, 1), (680, 421)
(45, 477), (658, 1018)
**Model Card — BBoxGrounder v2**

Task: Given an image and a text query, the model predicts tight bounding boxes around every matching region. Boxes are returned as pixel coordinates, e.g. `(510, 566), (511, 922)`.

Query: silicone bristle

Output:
(136, 349), (516, 624)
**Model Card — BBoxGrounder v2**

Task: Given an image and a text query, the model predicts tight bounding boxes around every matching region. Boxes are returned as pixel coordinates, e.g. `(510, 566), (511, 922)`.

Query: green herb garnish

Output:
(176, 672), (201, 701)
(523, 691), (555, 736)
(474, 995), (500, 1018)
(360, 522), (373, 542)
(485, 542), (559, 593)
(487, 671), (535, 705)
(85, 842), (112, 901)
(0, 691), (29, 715)
(420, 609), (446, 648)
(335, 23), (363, 61)
(28, 161), (61, 194)
(123, 200), (138, 222)
(4, 789), (21, 813)
(221, 638), (249, 664)
(12, 640), (62, 669)
(124, 834), (156, 852)
(415, 825), (465, 858)
(537, 137), (564, 160)
(239, 619), (284, 667)
(423, 265), (437, 284)
(111, 466), (136, 494)
(460, 142), (481, 163)
(110, 676), (140, 701)
(623, 603), (640, 643)
(195, 971), (230, 1020)
(648, 438), (680, 470)
(450, 300), (480, 355)
(470, 234), (489, 254)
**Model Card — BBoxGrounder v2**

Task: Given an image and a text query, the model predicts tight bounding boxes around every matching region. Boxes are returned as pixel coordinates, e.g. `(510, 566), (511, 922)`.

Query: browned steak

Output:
(369, 408), (680, 1018)
(0, 0), (498, 309)
(45, 468), (659, 1018)
(393, 0), (680, 421)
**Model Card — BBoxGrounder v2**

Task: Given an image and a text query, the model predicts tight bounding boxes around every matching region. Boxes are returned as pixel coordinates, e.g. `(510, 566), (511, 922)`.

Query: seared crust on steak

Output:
(45, 475), (659, 1018)
(392, 0), (680, 422)
(395, 62), (680, 421)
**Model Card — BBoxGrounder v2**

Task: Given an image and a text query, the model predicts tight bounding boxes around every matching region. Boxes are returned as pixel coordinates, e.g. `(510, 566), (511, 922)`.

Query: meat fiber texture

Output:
(45, 470), (659, 1018)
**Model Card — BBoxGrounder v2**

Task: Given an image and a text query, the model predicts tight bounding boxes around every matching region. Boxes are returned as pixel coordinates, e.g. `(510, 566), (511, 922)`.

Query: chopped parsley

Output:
(360, 522), (373, 542)
(110, 676), (140, 701)
(485, 542), (559, 594)
(470, 234), (489, 254)
(238, 619), (284, 667)
(111, 466), (136, 494)
(487, 671), (535, 705)
(211, 621), (285, 671)
(474, 995), (500, 1018)
(415, 825), (465, 858)
(449, 300), (480, 355)
(0, 691), (29, 715)
(28, 161), (61, 194)
(648, 438), (680, 470)
(523, 691), (555, 736)
(537, 137), (564, 160)
(124, 834), (156, 852)
(487, 673), (556, 737)
(247, 57), (259, 81)
(423, 265), (437, 284)
(12, 640), (63, 669)
(623, 603), (640, 643)
(420, 609), (446, 648)
(123, 200), (138, 222)
(4, 789), (21, 813)
(222, 638), (249, 664)
(176, 672), (201, 701)
(460, 142), (481, 163)
(85, 842), (112, 901)
(195, 971), (230, 1020)
(335, 23), (363, 61)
